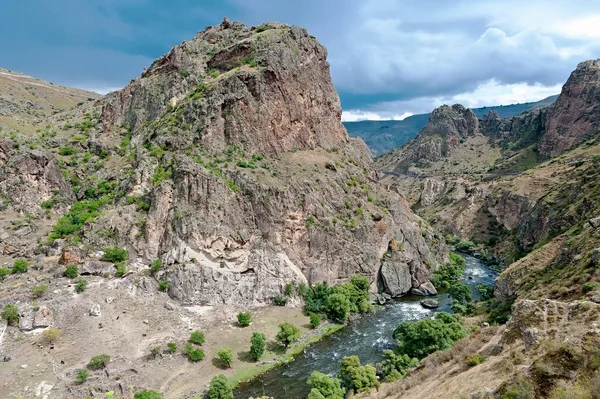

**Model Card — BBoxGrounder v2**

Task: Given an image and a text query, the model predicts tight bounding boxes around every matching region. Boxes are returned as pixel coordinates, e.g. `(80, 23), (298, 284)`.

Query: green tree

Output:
(326, 293), (351, 322)
(206, 375), (233, 399)
(133, 389), (163, 399)
(309, 313), (321, 329)
(87, 354), (111, 370)
(392, 312), (467, 359)
(249, 332), (266, 361)
(338, 356), (379, 394)
(448, 281), (473, 304)
(1, 304), (19, 325)
(189, 331), (205, 345)
(306, 371), (345, 399)
(184, 344), (205, 362)
(304, 282), (331, 315)
(376, 350), (418, 382)
(217, 348), (233, 368)
(237, 311), (251, 327)
(276, 322), (300, 347)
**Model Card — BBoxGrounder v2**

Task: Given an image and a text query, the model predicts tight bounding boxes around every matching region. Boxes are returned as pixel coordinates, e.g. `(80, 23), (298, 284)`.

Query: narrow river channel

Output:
(235, 255), (497, 399)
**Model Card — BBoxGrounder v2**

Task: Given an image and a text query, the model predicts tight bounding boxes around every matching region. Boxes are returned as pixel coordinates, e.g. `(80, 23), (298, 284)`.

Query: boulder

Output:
(590, 217), (600, 229)
(80, 261), (114, 277)
(89, 304), (101, 317)
(32, 306), (53, 329)
(411, 281), (438, 296)
(420, 299), (439, 309)
(17, 304), (34, 331)
(380, 260), (412, 297)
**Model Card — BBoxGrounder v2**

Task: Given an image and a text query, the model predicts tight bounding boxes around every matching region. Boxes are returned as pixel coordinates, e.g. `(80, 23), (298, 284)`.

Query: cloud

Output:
(341, 110), (413, 122)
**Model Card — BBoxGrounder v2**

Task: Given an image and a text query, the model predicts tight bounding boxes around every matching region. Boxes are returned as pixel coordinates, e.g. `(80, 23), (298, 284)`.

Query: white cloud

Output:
(341, 110), (413, 122)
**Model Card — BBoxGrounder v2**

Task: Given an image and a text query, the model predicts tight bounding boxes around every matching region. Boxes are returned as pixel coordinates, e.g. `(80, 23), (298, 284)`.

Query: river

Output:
(235, 255), (497, 399)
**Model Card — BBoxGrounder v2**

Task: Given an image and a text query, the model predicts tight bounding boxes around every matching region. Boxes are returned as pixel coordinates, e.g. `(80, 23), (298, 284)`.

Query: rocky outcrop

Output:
(0, 151), (73, 215)
(540, 59), (600, 158)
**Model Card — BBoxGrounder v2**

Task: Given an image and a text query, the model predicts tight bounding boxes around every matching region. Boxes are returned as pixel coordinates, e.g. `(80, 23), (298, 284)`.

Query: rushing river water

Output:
(235, 255), (497, 399)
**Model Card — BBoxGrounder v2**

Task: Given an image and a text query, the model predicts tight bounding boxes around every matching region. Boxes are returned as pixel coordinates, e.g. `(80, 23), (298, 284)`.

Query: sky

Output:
(2, 1), (600, 121)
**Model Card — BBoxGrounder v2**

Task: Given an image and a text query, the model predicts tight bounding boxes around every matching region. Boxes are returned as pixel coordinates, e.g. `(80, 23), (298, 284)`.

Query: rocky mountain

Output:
(344, 95), (558, 156)
(0, 19), (448, 398)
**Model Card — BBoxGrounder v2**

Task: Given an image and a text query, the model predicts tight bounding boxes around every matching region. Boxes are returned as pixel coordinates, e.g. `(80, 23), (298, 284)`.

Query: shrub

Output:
(75, 368), (89, 384)
(64, 264), (78, 278)
(31, 284), (49, 298)
(476, 283), (494, 300)
(392, 312), (467, 359)
(134, 389), (163, 399)
(464, 353), (484, 367)
(87, 354), (111, 370)
(249, 332), (266, 361)
(273, 296), (288, 306)
(115, 262), (126, 277)
(430, 252), (465, 289)
(456, 240), (476, 251)
(206, 375), (233, 399)
(158, 280), (169, 292)
(12, 258), (28, 274)
(487, 297), (515, 324)
(189, 331), (205, 345)
(309, 313), (321, 329)
(166, 342), (177, 354)
(1, 304), (19, 325)
(376, 350), (418, 382)
(304, 282), (331, 315)
(338, 356), (379, 394)
(297, 282), (309, 298)
(326, 293), (351, 322)
(217, 348), (233, 368)
(151, 346), (161, 359)
(101, 247), (128, 263)
(49, 199), (106, 240)
(500, 377), (536, 399)
(582, 282), (600, 294)
(42, 328), (61, 345)
(276, 322), (300, 347)
(59, 146), (77, 156)
(184, 343), (205, 362)
(0, 267), (10, 280)
(448, 281), (473, 304)
(237, 312), (251, 327)
(74, 278), (88, 293)
(284, 283), (294, 296)
(150, 259), (162, 274)
(306, 371), (345, 399)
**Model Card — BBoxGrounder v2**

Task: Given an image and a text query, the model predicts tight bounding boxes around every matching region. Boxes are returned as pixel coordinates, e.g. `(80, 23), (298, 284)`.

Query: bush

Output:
(150, 259), (162, 274)
(284, 283), (294, 296)
(134, 389), (164, 399)
(75, 368), (89, 384)
(249, 332), (266, 361)
(158, 280), (169, 292)
(487, 297), (515, 325)
(237, 311), (251, 327)
(582, 282), (600, 294)
(430, 252), (465, 289)
(12, 258), (28, 274)
(306, 371), (345, 399)
(309, 313), (321, 329)
(376, 350), (418, 382)
(59, 146), (77, 156)
(189, 331), (205, 345)
(276, 322), (300, 347)
(31, 284), (48, 298)
(297, 282), (309, 298)
(87, 354), (111, 370)
(326, 293), (351, 322)
(166, 342), (177, 354)
(476, 283), (494, 300)
(448, 281), (473, 304)
(64, 264), (78, 278)
(115, 262), (126, 277)
(49, 199), (106, 240)
(218, 348), (233, 368)
(500, 377), (536, 399)
(393, 312), (467, 359)
(206, 375), (233, 399)
(74, 278), (88, 293)
(273, 296), (288, 306)
(304, 282), (331, 315)
(1, 304), (19, 325)
(0, 267), (9, 280)
(464, 353), (484, 367)
(338, 356), (379, 394)
(101, 247), (128, 263)
(456, 240), (476, 251)
(151, 346), (161, 359)
(184, 344), (205, 362)
(42, 328), (61, 344)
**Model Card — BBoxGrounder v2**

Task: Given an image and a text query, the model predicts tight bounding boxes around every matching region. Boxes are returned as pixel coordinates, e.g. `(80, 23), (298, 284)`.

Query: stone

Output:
(3, 355), (11, 362)
(32, 307), (53, 329)
(80, 261), (114, 277)
(411, 281), (438, 296)
(59, 249), (80, 265)
(591, 249), (600, 267)
(89, 304), (101, 317)
(105, 297), (115, 304)
(522, 327), (542, 349)
(18, 304), (34, 331)
(35, 381), (53, 397)
(164, 302), (176, 311)
(380, 260), (412, 297)
(590, 217), (600, 229)
(324, 161), (337, 171)
(420, 299), (439, 309)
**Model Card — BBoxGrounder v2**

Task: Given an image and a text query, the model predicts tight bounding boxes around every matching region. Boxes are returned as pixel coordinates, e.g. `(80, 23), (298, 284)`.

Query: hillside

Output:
(344, 95), (558, 156)
(0, 19), (448, 399)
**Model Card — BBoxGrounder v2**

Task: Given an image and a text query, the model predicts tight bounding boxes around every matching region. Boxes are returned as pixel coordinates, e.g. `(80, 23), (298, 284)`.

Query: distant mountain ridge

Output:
(344, 95), (559, 155)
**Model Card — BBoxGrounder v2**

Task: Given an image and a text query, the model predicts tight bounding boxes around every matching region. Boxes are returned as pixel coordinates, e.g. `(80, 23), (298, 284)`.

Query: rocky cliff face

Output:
(29, 19), (447, 305)
(540, 59), (600, 158)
